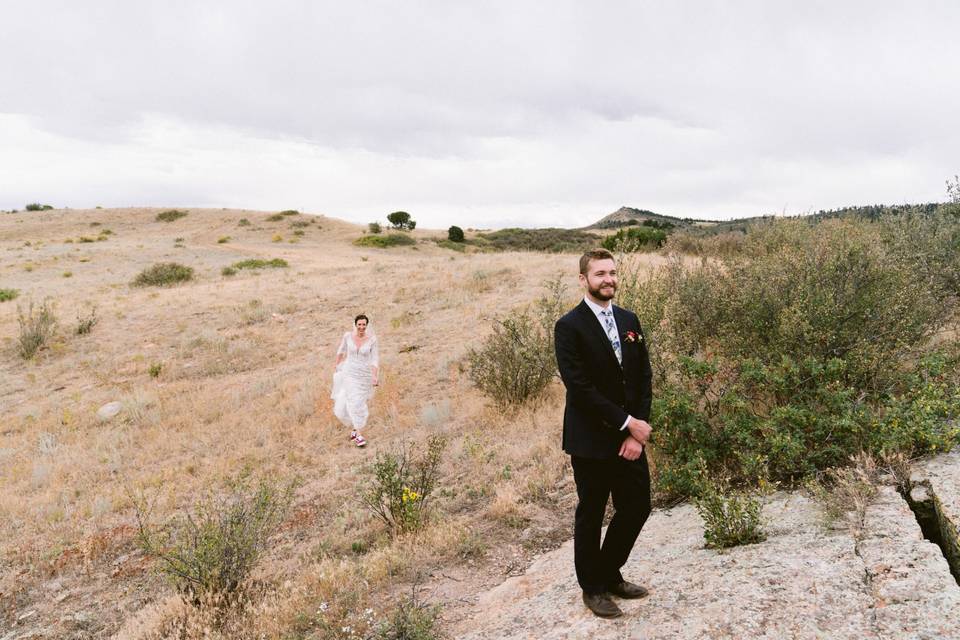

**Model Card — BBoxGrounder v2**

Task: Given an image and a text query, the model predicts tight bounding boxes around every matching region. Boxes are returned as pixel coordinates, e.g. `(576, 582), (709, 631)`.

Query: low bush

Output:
(467, 277), (567, 406)
(373, 592), (445, 640)
(156, 209), (188, 222)
(217, 236), (230, 244)
(477, 227), (600, 253)
(601, 226), (667, 252)
(369, 222), (383, 234)
(135, 476), (296, 605)
(230, 258), (288, 270)
(0, 288), (19, 302)
(435, 239), (467, 252)
(279, 209), (300, 216)
(132, 262), (195, 287)
(17, 299), (57, 359)
(75, 305), (98, 335)
(237, 218), (251, 227)
(806, 453), (879, 530)
(355, 233), (416, 248)
(694, 466), (766, 549)
(221, 267), (237, 277)
(25, 203), (54, 211)
(362, 436), (446, 534)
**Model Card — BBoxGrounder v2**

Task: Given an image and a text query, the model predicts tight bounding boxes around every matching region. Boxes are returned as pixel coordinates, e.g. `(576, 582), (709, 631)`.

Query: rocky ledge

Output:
(454, 451), (960, 640)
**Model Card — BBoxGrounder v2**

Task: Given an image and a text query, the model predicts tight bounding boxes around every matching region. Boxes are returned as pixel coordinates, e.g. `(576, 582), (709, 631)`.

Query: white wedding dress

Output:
(331, 331), (379, 431)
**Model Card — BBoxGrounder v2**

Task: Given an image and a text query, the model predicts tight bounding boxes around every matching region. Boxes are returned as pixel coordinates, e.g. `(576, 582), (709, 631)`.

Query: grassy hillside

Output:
(0, 206), (671, 637)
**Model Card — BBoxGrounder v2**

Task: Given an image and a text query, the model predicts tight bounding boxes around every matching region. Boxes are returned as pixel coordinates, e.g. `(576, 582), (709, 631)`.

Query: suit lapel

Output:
(577, 300), (621, 369)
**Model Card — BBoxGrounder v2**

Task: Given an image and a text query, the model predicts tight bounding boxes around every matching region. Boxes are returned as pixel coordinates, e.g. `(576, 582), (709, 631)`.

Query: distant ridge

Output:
(585, 202), (946, 234)
(585, 206), (693, 230)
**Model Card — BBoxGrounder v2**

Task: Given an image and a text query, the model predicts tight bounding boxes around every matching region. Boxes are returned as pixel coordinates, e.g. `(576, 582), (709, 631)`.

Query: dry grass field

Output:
(0, 207), (668, 638)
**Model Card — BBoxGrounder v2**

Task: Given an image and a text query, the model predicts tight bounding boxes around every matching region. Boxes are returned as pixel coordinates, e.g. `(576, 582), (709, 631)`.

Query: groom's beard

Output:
(588, 282), (616, 301)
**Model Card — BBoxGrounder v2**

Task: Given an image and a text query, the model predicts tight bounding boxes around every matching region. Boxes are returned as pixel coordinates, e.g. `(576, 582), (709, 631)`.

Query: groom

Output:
(554, 248), (653, 619)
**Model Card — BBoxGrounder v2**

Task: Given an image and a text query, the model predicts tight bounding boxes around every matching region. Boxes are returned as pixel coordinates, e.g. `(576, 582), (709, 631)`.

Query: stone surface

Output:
(455, 478), (960, 640)
(96, 401), (123, 421)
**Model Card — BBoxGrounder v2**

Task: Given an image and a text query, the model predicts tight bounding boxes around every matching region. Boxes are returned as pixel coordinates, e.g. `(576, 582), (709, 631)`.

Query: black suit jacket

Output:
(554, 300), (653, 459)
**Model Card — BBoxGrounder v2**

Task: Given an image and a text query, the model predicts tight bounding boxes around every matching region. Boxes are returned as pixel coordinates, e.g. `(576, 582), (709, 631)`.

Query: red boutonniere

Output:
(623, 331), (641, 343)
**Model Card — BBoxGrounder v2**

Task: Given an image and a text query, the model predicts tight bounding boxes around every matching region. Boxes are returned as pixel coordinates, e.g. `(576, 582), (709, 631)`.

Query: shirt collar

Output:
(583, 296), (613, 318)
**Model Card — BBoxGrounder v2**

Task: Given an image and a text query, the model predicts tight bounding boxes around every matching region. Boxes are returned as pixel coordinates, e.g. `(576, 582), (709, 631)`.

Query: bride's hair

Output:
(354, 313), (369, 325)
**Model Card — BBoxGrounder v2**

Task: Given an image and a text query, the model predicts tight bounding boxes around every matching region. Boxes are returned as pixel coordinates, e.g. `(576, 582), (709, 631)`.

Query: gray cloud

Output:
(1, 1), (958, 226)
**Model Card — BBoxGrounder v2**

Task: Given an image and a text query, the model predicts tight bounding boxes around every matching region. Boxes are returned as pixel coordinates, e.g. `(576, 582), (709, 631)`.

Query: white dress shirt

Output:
(583, 296), (633, 432)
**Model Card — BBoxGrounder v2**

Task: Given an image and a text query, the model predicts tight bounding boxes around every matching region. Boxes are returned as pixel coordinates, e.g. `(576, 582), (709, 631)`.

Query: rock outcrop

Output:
(454, 453), (960, 640)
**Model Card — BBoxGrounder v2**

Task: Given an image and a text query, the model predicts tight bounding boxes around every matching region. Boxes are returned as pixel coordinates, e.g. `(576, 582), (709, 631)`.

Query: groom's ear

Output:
(578, 272), (587, 287)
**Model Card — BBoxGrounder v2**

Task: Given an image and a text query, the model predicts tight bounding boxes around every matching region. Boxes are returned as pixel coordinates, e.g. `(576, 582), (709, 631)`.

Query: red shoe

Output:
(355, 434), (367, 447)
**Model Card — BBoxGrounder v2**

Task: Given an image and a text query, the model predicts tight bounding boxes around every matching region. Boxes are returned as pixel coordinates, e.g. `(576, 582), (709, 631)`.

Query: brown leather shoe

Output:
(608, 580), (649, 599)
(582, 592), (623, 618)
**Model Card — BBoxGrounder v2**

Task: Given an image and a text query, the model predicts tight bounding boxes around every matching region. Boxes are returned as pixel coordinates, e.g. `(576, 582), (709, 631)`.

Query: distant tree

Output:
(25, 203), (53, 211)
(368, 222), (382, 234)
(387, 211), (414, 230)
(387, 211), (409, 228)
(448, 225), (465, 242)
(408, 220), (416, 231)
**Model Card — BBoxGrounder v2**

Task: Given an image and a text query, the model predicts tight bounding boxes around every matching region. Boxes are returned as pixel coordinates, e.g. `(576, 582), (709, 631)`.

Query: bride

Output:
(331, 314), (379, 447)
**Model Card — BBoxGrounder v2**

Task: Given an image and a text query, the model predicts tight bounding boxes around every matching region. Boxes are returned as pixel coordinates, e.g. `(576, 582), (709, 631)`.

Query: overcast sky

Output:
(1, 1), (958, 228)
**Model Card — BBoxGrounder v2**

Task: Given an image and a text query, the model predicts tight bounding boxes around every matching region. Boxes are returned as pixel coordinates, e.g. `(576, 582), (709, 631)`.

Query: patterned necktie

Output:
(600, 309), (622, 364)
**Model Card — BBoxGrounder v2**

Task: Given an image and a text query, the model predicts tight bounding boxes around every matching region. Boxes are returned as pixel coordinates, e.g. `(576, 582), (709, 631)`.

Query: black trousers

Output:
(571, 452), (652, 594)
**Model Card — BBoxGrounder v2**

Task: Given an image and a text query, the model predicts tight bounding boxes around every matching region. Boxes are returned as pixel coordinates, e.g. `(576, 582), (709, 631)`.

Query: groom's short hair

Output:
(579, 248), (615, 275)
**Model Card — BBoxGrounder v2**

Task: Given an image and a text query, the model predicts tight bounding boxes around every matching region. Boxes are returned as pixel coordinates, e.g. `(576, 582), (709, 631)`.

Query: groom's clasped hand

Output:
(619, 417), (651, 461)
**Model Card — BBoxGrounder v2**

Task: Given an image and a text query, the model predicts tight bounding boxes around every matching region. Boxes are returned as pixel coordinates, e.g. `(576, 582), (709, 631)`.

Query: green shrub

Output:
(293, 229), (305, 237)
(354, 233), (416, 248)
(17, 299), (57, 359)
(477, 228), (600, 253)
(694, 465), (766, 549)
(237, 218), (251, 227)
(279, 209), (300, 216)
(1, 288), (20, 302)
(435, 239), (467, 252)
(149, 362), (163, 378)
(290, 219), (310, 228)
(132, 262), (195, 287)
(217, 236), (230, 244)
(135, 476), (295, 605)
(369, 222), (383, 234)
(447, 226), (464, 242)
(221, 267), (237, 277)
(230, 258), (288, 270)
(156, 209), (188, 222)
(467, 277), (566, 406)
(602, 226), (667, 252)
(362, 436), (446, 534)
(25, 203), (54, 211)
(616, 216), (960, 498)
(266, 213), (284, 222)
